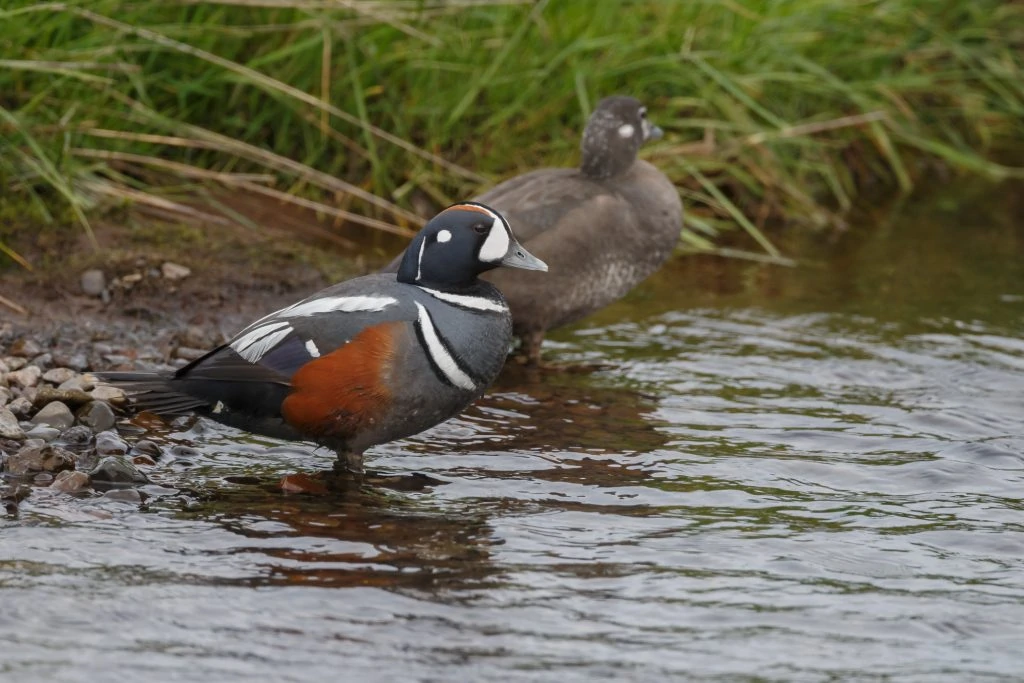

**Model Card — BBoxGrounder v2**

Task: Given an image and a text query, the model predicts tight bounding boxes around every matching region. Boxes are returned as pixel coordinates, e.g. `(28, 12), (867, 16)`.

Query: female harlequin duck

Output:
(384, 96), (683, 365)
(99, 202), (547, 473)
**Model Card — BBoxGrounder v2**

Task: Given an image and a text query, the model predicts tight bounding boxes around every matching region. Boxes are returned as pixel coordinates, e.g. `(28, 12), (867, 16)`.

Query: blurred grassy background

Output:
(2, 0), (1022, 268)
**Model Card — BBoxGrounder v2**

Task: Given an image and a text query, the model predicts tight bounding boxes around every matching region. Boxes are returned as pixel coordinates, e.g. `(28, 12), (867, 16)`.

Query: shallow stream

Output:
(2, 183), (1023, 681)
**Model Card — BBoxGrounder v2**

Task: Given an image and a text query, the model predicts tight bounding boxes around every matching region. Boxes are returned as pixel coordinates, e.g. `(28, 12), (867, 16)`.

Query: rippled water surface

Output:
(3, 185), (1024, 682)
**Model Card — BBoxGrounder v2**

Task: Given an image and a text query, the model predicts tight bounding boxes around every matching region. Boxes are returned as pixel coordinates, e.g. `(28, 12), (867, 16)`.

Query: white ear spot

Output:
(436, 229), (452, 243)
(618, 123), (635, 138)
(478, 217), (510, 262)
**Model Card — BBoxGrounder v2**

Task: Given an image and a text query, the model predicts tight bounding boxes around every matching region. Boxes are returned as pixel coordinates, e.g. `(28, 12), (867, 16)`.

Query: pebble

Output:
(50, 470), (92, 494)
(9, 339), (43, 358)
(33, 472), (54, 485)
(90, 456), (149, 488)
(81, 269), (107, 297)
(102, 488), (143, 504)
(5, 444), (76, 476)
(6, 365), (42, 389)
(33, 387), (93, 408)
(56, 425), (95, 450)
(161, 262), (191, 280)
(94, 430), (129, 456)
(130, 439), (163, 460)
(29, 353), (53, 370)
(0, 358), (8, 373)
(23, 425), (61, 442)
(3, 357), (28, 371)
(89, 385), (126, 404)
(53, 352), (89, 372)
(31, 401), (75, 430)
(174, 346), (207, 361)
(7, 397), (33, 418)
(0, 407), (25, 440)
(131, 454), (157, 467)
(43, 367), (78, 385)
(77, 401), (117, 432)
(59, 376), (95, 393)
(0, 386), (10, 406)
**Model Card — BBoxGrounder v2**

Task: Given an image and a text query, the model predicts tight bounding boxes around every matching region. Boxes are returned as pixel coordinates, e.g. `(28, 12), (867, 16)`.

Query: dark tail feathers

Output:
(96, 371), (210, 417)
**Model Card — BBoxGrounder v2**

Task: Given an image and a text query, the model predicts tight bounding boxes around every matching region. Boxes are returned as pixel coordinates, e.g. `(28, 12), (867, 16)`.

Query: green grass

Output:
(2, 0), (1022, 267)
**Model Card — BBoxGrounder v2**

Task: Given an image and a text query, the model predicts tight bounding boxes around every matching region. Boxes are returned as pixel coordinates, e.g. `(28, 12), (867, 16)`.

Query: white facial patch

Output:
(436, 229), (452, 243)
(414, 302), (476, 390)
(231, 321), (293, 363)
(618, 123), (635, 138)
(478, 217), (510, 263)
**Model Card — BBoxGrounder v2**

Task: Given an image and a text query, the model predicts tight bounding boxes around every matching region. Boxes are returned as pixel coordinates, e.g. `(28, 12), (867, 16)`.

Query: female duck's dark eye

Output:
(639, 108), (647, 119)
(472, 222), (488, 234)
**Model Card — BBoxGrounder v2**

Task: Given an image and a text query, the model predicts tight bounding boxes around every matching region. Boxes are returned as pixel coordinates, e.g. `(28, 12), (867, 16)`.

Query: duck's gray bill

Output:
(501, 243), (548, 272)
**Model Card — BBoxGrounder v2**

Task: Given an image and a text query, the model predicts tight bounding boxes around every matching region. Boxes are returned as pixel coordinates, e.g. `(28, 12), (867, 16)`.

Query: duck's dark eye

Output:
(472, 222), (488, 235)
(639, 108), (647, 119)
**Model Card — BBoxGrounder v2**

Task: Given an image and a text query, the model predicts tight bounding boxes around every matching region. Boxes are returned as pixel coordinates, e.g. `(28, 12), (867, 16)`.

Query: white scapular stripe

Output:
(280, 295), (397, 318)
(304, 339), (321, 358)
(417, 286), (507, 313)
(414, 302), (476, 390)
(231, 321), (293, 363)
(478, 216), (510, 262)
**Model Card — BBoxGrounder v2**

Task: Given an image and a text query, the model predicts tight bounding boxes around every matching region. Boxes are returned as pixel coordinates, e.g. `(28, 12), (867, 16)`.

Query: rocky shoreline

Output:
(0, 324), (224, 515)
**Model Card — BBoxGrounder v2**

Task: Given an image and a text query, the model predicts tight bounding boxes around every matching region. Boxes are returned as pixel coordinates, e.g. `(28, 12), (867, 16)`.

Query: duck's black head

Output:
(397, 202), (547, 290)
(580, 96), (663, 180)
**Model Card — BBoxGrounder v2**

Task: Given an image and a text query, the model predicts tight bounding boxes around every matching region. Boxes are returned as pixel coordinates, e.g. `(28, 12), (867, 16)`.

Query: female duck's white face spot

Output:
(618, 123), (635, 139)
(436, 229), (452, 243)
(478, 216), (511, 263)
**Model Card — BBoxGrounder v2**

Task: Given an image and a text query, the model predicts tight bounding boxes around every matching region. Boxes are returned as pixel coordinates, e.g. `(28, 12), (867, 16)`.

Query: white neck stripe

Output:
(414, 302), (476, 391)
(416, 286), (507, 313)
(415, 237), (427, 281)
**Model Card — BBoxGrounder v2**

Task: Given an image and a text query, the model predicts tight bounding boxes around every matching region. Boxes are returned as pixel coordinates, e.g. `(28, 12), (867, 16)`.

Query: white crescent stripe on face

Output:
(230, 321), (293, 363)
(478, 216), (510, 263)
(416, 286), (507, 313)
(414, 302), (476, 391)
(416, 237), (427, 281)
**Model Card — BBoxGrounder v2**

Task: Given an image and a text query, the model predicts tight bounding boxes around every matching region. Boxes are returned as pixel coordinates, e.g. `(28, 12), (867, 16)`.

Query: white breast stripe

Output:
(478, 216), (510, 262)
(417, 286), (507, 313)
(416, 237), (426, 281)
(230, 321), (293, 363)
(414, 302), (476, 391)
(281, 295), (397, 318)
(304, 339), (321, 358)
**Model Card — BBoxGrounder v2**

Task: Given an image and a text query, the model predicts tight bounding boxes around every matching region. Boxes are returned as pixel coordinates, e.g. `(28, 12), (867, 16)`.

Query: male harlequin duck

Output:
(99, 202), (547, 473)
(383, 96), (683, 365)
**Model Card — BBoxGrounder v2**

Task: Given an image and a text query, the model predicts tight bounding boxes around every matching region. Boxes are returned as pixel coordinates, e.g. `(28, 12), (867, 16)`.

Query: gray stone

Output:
(43, 368), (78, 385)
(31, 401), (75, 430)
(102, 488), (143, 504)
(23, 425), (61, 442)
(174, 346), (206, 361)
(0, 386), (10, 406)
(94, 430), (128, 456)
(32, 387), (92, 408)
(56, 425), (95, 450)
(81, 269), (107, 297)
(0, 408), (25, 440)
(50, 470), (91, 494)
(29, 353), (53, 370)
(130, 439), (162, 459)
(88, 385), (126, 405)
(0, 358), (8, 373)
(8, 339), (43, 358)
(53, 352), (89, 372)
(77, 401), (116, 432)
(6, 365), (41, 389)
(33, 472), (54, 485)
(58, 376), (94, 392)
(7, 397), (32, 418)
(3, 356), (27, 371)
(5, 444), (75, 476)
(89, 456), (149, 488)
